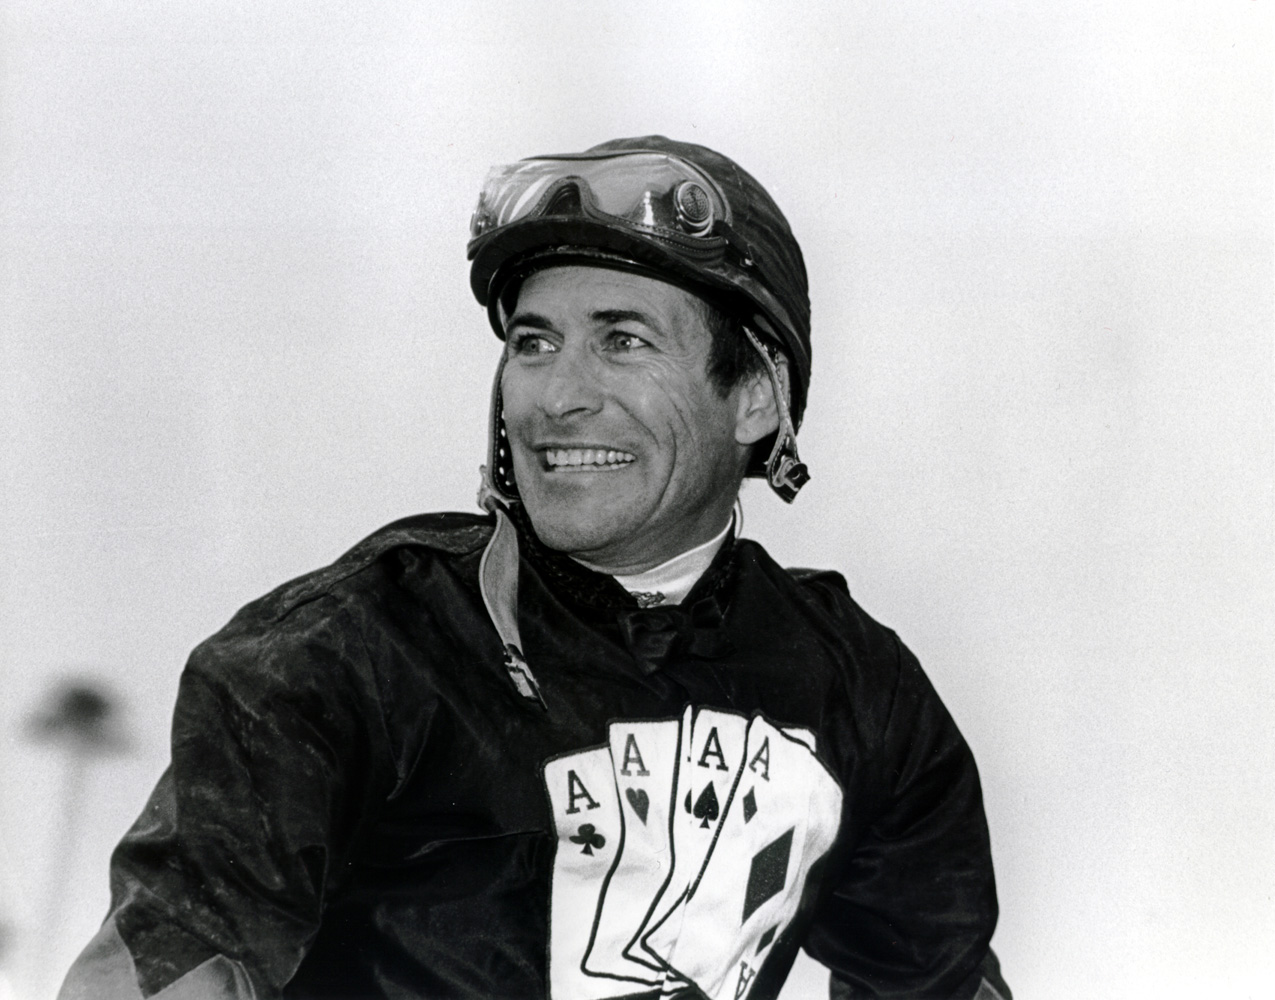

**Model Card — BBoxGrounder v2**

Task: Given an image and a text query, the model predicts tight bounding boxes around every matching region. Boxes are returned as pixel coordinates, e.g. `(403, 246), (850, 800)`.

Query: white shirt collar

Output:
(607, 518), (734, 606)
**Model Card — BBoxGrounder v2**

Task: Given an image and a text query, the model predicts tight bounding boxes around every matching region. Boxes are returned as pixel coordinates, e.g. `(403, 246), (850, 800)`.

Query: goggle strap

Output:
(744, 326), (810, 503)
(712, 219), (756, 268)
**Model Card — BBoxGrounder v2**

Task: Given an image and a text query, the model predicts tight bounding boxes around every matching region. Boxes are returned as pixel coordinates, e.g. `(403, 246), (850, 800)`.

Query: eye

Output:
(607, 330), (650, 352)
(508, 331), (557, 356)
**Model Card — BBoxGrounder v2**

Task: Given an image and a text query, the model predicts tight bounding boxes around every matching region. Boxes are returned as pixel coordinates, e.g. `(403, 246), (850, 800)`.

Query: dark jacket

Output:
(59, 512), (1004, 1000)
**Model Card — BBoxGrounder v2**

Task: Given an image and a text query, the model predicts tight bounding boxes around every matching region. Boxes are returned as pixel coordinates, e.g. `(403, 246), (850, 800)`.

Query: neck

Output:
(570, 513), (735, 576)
(572, 517), (735, 606)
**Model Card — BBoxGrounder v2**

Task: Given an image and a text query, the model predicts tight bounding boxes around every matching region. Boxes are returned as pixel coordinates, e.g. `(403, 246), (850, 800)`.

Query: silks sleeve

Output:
(803, 637), (1009, 1000)
(59, 593), (396, 1000)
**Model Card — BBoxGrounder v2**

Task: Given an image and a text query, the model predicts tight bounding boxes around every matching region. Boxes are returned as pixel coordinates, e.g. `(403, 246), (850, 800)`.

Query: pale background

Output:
(1, 2), (1271, 998)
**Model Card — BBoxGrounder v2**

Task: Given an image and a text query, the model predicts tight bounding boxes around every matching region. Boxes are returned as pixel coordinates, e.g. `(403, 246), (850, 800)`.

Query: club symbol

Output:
(569, 823), (606, 855)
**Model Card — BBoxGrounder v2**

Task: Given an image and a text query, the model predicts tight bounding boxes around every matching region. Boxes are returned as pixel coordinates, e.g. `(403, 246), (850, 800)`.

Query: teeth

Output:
(545, 448), (635, 468)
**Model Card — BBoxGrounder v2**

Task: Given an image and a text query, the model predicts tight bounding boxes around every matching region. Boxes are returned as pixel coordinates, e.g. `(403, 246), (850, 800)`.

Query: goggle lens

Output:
(470, 153), (730, 242)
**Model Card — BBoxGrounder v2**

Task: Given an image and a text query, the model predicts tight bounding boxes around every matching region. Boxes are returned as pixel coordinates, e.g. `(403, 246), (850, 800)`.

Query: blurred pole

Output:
(23, 681), (129, 1000)
(0, 918), (15, 1000)
(33, 751), (90, 999)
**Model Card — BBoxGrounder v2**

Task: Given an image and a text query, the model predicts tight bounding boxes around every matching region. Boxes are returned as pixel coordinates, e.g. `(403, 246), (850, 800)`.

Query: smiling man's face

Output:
(500, 264), (771, 574)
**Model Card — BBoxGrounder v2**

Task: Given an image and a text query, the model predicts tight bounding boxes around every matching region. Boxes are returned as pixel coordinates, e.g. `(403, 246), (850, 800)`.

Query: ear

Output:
(733, 354), (787, 446)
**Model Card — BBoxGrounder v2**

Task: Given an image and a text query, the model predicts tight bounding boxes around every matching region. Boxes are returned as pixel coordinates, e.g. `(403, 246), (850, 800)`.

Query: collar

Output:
(480, 504), (740, 693)
(577, 519), (734, 607)
(509, 502), (738, 613)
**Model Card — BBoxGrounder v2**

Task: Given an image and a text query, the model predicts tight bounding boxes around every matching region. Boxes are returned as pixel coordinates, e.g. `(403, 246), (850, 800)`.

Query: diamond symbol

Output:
(756, 925), (777, 953)
(743, 787), (757, 823)
(741, 828), (793, 922)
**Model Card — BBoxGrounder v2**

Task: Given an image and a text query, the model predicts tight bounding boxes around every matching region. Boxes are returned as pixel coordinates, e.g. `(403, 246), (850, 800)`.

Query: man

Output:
(61, 136), (1010, 1000)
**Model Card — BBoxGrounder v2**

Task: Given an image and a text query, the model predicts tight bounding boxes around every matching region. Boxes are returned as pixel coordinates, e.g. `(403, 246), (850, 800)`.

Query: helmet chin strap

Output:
(476, 341), (550, 707)
(742, 326), (810, 503)
(477, 500), (545, 709)
(479, 350), (521, 512)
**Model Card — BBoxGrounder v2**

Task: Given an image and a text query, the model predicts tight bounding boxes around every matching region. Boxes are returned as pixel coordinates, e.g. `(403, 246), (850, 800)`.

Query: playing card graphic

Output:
(780, 725), (816, 755)
(637, 707), (749, 967)
(582, 718), (683, 984)
(657, 717), (843, 1000)
(544, 746), (625, 1000)
(542, 707), (843, 1000)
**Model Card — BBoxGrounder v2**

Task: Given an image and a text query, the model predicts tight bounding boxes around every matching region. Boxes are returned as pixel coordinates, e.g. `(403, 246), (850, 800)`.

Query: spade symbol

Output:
(569, 823), (606, 855)
(625, 788), (650, 824)
(691, 783), (720, 829)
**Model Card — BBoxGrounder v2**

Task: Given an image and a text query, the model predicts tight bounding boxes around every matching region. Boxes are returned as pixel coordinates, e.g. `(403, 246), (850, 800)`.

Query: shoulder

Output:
(731, 541), (970, 792)
(730, 537), (911, 705)
(784, 564), (853, 608)
(734, 538), (896, 642)
(169, 520), (493, 811)
(176, 513), (494, 743)
(189, 512), (493, 672)
(249, 511), (495, 625)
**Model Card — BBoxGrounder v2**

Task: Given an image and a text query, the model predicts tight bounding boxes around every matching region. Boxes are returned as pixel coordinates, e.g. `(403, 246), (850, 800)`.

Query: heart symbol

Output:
(625, 787), (650, 824)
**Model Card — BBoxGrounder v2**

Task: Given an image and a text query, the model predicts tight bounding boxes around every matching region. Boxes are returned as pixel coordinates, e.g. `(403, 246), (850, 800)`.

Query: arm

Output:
(804, 637), (1007, 1000)
(59, 594), (395, 999)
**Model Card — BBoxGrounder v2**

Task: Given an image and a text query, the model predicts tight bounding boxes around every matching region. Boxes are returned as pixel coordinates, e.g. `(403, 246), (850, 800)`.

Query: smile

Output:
(543, 448), (636, 471)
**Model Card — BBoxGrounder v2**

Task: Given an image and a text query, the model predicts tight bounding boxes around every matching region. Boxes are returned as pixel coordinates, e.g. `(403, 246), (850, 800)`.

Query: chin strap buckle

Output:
(502, 643), (544, 704)
(769, 444), (811, 503)
(477, 464), (503, 515)
(742, 326), (809, 503)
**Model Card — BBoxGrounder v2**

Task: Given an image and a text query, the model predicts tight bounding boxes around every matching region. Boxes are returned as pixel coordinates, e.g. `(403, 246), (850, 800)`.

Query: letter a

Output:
(748, 737), (771, 781)
(565, 769), (600, 814)
(621, 734), (650, 776)
(698, 727), (730, 771)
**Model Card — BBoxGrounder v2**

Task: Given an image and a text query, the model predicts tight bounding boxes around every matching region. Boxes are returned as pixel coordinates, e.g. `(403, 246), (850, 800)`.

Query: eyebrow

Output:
(505, 310), (558, 331)
(590, 308), (659, 328)
(504, 308), (662, 331)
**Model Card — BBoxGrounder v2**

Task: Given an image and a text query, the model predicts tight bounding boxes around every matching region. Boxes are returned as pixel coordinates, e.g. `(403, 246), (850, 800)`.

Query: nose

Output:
(539, 345), (604, 421)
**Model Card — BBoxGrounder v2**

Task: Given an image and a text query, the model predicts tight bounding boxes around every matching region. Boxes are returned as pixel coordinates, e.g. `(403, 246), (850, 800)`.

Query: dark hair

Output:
(694, 295), (769, 397)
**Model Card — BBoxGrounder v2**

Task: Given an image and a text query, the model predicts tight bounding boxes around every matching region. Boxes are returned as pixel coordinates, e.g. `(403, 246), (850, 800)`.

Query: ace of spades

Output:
(691, 782), (720, 828)
(637, 707), (749, 968)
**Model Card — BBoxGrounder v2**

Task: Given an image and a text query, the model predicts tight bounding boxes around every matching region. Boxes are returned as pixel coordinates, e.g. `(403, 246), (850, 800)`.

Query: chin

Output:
(520, 495), (627, 558)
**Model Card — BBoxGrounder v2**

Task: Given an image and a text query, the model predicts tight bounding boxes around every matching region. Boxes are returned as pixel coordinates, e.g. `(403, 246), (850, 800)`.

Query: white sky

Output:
(1, 2), (1271, 998)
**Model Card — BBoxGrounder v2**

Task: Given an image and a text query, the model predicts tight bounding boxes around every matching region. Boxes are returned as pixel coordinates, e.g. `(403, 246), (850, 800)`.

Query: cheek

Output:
(640, 378), (737, 457)
(623, 368), (713, 439)
(499, 370), (533, 433)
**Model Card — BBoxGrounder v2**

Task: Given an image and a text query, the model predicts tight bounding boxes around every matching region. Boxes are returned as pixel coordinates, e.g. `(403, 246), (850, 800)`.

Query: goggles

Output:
(470, 152), (737, 251)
